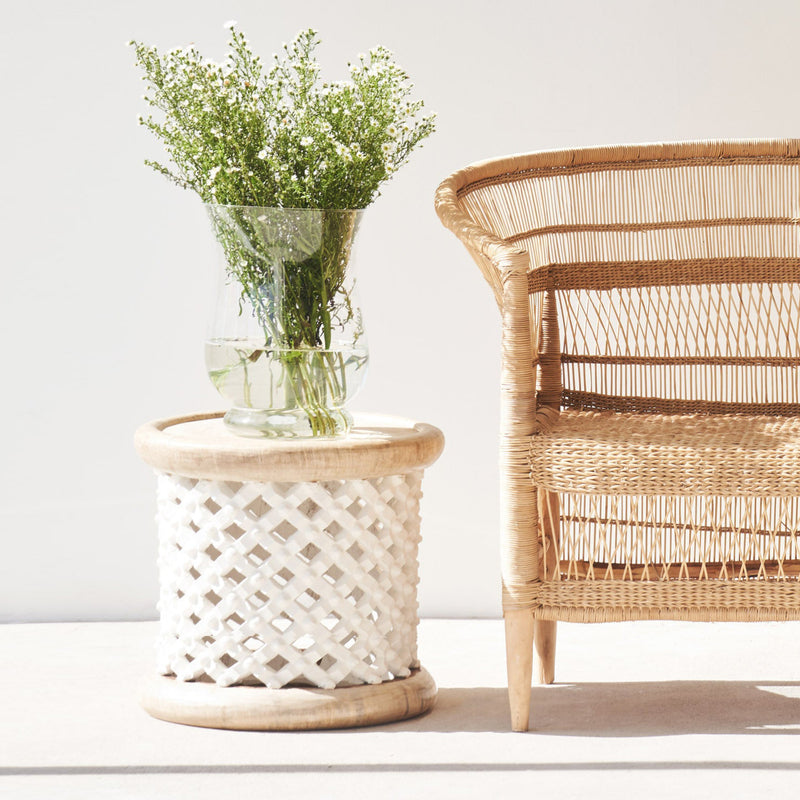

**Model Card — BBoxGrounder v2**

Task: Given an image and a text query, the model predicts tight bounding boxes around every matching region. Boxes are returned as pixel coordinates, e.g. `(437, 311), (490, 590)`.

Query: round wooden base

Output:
(140, 667), (437, 731)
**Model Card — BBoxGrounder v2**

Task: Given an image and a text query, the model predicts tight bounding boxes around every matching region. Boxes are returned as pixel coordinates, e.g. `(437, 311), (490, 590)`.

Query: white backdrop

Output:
(3, 0), (800, 622)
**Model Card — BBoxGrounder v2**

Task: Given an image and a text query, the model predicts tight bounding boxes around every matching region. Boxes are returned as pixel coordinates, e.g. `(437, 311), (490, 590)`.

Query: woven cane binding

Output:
(155, 471), (422, 688)
(435, 140), (800, 622)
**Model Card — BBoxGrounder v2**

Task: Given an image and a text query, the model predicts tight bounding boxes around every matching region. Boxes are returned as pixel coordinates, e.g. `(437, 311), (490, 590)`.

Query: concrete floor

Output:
(1, 618), (799, 799)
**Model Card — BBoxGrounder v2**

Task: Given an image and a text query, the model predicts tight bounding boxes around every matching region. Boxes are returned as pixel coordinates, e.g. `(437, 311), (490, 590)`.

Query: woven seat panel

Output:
(529, 409), (800, 496)
(154, 472), (422, 689)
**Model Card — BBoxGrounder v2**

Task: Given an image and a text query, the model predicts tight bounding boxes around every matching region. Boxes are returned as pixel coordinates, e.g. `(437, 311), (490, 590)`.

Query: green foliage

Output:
(131, 24), (436, 209)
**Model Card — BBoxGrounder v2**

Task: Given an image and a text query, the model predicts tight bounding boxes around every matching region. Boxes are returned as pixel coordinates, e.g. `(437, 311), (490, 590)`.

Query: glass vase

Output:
(205, 206), (368, 438)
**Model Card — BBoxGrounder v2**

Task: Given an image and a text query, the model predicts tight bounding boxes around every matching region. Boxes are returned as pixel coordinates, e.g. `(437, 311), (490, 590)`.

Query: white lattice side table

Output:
(134, 412), (444, 730)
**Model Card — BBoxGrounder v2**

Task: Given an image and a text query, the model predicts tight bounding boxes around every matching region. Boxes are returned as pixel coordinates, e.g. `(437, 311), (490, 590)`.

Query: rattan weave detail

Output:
(529, 409), (800, 496)
(528, 257), (800, 293)
(533, 580), (800, 622)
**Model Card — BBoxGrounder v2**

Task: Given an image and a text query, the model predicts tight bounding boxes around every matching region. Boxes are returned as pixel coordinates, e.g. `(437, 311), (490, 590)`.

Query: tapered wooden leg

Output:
(535, 487), (559, 686)
(534, 619), (557, 684)
(504, 608), (535, 732)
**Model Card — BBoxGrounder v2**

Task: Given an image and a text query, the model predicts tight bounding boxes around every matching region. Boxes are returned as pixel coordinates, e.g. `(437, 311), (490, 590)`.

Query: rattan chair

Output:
(435, 140), (800, 731)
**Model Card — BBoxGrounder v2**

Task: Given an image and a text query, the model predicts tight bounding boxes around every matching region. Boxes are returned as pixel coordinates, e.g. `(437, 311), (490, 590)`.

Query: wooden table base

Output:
(140, 667), (437, 730)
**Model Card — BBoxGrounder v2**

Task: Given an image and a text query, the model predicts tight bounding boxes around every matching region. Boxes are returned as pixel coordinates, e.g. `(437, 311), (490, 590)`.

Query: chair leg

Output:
(504, 608), (535, 731)
(535, 488), (559, 686)
(534, 619), (557, 684)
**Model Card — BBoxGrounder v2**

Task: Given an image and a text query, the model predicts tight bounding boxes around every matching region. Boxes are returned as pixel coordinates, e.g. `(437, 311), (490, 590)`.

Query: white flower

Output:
(300, 136), (313, 147)
(208, 166), (221, 182)
(223, 20), (238, 29)
(257, 149), (268, 159)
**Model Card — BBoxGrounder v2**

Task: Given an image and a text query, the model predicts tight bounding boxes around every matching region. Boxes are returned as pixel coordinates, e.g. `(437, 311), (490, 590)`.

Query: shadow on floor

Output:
(2, 683), (798, 777)
(384, 681), (800, 736)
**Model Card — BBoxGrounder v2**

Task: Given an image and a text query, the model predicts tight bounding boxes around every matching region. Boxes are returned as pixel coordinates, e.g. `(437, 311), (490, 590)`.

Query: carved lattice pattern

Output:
(154, 471), (423, 689)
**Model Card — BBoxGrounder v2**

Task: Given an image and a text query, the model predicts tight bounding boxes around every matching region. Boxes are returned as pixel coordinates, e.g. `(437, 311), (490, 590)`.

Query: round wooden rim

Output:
(140, 667), (437, 730)
(134, 412), (445, 481)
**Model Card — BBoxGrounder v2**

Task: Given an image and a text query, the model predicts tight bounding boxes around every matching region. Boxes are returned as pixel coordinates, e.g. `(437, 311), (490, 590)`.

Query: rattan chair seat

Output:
(530, 409), (800, 497)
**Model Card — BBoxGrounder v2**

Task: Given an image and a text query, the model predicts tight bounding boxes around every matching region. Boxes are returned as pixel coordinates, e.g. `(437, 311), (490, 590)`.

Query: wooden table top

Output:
(135, 412), (444, 481)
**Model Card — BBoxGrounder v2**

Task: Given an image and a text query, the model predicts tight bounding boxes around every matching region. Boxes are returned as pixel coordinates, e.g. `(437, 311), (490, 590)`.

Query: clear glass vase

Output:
(205, 206), (368, 438)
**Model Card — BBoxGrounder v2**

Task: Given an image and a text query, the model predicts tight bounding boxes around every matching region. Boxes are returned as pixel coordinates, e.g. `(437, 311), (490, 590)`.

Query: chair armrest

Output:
(434, 169), (540, 432)
(435, 170), (531, 309)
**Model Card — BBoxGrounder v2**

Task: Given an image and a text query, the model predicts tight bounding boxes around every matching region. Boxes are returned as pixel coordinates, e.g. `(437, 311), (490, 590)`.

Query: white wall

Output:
(3, 0), (800, 622)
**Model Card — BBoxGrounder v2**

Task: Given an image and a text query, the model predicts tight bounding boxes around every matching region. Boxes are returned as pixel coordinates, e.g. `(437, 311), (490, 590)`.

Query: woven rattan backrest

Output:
(447, 141), (800, 416)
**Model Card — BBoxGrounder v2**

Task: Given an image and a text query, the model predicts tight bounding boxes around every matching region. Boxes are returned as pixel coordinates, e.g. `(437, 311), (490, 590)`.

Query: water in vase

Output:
(205, 338), (369, 437)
